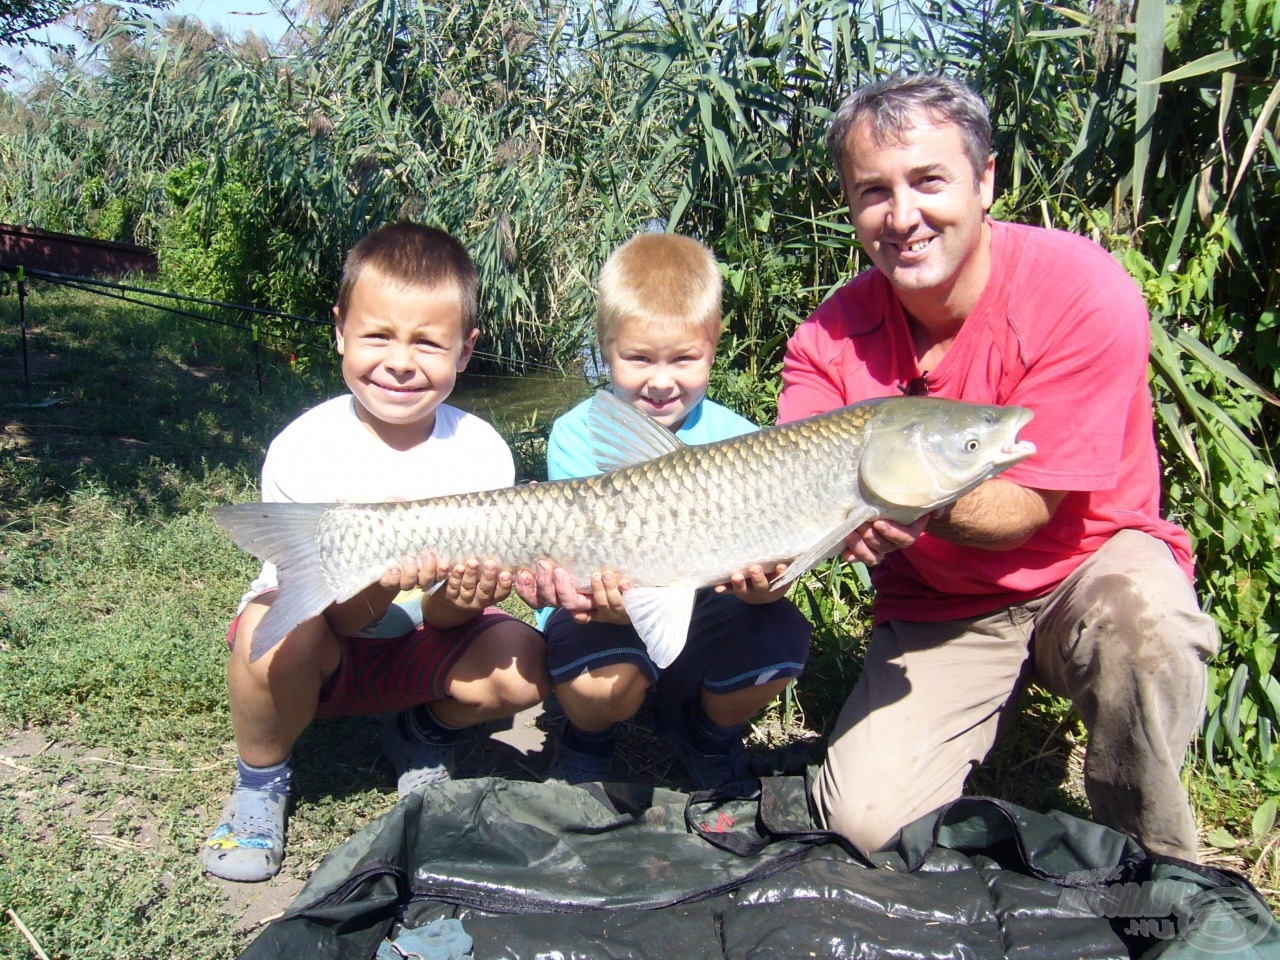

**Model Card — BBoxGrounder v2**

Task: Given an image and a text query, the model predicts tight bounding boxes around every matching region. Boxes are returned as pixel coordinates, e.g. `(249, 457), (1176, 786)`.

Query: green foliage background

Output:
(1, 0), (1277, 784)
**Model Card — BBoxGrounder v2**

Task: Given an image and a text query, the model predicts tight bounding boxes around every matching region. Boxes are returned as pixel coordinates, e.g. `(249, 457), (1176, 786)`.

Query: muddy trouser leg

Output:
(811, 607), (1036, 853)
(811, 531), (1217, 857)
(1030, 529), (1217, 861)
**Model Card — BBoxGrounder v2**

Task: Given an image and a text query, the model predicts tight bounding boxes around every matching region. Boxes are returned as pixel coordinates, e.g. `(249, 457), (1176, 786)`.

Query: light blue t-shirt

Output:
(546, 395), (757, 481)
(536, 395), (758, 629)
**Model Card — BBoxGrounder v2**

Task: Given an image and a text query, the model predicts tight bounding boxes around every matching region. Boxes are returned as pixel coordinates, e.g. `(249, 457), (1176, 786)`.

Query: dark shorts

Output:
(227, 600), (518, 719)
(543, 590), (811, 711)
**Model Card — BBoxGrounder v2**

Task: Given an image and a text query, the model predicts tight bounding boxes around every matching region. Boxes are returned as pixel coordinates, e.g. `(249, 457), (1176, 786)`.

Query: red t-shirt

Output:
(778, 219), (1194, 622)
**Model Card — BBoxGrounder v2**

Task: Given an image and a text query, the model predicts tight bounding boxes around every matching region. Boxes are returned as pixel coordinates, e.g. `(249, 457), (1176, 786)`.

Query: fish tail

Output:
(210, 502), (340, 662)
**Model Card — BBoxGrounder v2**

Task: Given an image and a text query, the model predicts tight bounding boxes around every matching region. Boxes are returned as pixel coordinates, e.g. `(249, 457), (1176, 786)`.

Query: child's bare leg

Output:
(546, 662), (648, 783)
(650, 677), (794, 791)
(554, 662), (650, 731)
(431, 619), (548, 727)
(383, 619), (547, 796)
(227, 598), (343, 766)
(205, 598), (342, 882)
(701, 677), (792, 728)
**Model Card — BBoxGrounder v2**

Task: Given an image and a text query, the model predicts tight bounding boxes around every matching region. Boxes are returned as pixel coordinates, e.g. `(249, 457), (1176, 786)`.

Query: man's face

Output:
(840, 112), (995, 318)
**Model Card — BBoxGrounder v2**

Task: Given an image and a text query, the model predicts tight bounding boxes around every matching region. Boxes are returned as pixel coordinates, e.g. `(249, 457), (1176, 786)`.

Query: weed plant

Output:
(0, 285), (299, 958)
(5, 1), (1275, 784)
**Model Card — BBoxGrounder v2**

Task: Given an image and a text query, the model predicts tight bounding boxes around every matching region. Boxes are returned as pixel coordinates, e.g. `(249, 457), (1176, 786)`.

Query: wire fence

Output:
(0, 262), (572, 398)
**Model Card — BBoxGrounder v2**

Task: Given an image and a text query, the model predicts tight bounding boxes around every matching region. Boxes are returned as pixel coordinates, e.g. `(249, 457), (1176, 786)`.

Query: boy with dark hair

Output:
(203, 222), (548, 882)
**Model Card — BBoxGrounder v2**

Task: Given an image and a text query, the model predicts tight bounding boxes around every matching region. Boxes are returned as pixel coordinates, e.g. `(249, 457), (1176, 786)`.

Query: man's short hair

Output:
(596, 233), (722, 351)
(826, 73), (992, 183)
(335, 222), (479, 335)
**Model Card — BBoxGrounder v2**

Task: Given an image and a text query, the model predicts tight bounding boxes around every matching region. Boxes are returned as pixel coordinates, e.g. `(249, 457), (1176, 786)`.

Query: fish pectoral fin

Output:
(587, 390), (684, 471)
(769, 507), (881, 592)
(621, 585), (698, 670)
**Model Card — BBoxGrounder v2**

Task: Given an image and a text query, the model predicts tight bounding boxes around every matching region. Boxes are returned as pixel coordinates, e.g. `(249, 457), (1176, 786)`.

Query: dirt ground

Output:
(7, 691), (1265, 956)
(1, 703), (562, 936)
(4, 697), (781, 938)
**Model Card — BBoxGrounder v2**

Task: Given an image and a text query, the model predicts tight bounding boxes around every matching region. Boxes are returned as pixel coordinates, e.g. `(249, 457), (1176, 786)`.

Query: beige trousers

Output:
(811, 530), (1219, 860)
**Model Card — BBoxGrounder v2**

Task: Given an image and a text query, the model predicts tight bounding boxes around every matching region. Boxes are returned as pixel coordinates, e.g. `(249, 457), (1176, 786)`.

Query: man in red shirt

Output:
(781, 73), (1218, 860)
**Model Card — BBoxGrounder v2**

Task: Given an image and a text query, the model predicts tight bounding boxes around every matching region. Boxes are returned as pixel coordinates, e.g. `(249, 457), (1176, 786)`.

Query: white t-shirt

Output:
(239, 395), (515, 610)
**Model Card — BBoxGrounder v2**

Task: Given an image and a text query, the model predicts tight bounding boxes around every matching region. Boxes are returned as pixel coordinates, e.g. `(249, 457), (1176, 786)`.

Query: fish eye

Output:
(964, 438), (980, 453)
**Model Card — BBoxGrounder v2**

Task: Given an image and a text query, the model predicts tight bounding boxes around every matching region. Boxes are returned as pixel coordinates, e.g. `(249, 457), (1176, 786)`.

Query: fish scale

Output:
(309, 416), (858, 591)
(213, 392), (1035, 666)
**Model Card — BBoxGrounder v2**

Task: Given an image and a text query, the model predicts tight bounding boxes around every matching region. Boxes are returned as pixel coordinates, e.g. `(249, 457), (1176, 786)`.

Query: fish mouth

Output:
(999, 438), (1037, 463)
(995, 408), (1036, 466)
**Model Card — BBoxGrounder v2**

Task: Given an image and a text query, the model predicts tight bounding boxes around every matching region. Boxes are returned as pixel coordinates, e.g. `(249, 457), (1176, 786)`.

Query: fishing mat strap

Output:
(684, 775), (873, 865)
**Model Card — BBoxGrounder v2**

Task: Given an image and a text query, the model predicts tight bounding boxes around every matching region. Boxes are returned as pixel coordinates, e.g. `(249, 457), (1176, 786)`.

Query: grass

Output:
(0, 284), (346, 959)
(0, 282), (568, 959)
(1, 282), (1277, 958)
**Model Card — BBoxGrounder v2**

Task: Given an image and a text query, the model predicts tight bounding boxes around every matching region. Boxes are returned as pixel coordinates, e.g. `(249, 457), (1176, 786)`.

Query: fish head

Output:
(859, 397), (1036, 513)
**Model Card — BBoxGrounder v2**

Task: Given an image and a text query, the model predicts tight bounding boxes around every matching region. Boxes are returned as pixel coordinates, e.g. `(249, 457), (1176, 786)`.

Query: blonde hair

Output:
(596, 233), (722, 351)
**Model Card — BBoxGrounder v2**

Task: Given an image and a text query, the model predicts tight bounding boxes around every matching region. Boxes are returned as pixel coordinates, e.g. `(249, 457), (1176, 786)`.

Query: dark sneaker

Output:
(201, 787), (288, 882)
(380, 710), (455, 797)
(653, 715), (752, 791)
(545, 736), (613, 785)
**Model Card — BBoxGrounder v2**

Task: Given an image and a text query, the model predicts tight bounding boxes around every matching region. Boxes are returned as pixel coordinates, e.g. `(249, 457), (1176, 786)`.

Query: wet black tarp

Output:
(238, 776), (1279, 959)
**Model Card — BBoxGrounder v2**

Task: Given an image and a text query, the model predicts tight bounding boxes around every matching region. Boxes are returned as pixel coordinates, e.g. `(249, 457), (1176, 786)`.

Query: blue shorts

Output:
(543, 590), (811, 711)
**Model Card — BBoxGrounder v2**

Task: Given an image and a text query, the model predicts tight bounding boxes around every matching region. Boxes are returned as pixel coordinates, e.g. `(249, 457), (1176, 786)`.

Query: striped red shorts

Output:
(226, 604), (518, 718)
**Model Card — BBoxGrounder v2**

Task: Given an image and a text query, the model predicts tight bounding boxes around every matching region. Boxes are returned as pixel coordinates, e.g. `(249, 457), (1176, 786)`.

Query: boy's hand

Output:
(441, 558), (513, 609)
(421, 555), (513, 629)
(715, 562), (792, 604)
(328, 550), (441, 637)
(513, 561), (632, 625)
(514, 561), (588, 612)
(580, 570), (631, 624)
(380, 550), (446, 593)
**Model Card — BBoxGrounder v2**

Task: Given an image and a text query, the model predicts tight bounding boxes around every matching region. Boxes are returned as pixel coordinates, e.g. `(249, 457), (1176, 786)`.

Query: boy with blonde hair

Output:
(203, 222), (548, 882)
(532, 232), (811, 787)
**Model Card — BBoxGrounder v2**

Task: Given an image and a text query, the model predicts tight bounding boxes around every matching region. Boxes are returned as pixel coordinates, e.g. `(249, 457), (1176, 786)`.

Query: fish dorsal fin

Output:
(768, 505), (881, 592)
(588, 390), (684, 472)
(621, 585), (698, 669)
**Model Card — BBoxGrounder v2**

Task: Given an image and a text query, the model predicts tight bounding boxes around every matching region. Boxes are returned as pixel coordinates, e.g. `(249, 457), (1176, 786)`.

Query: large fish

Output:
(213, 392), (1035, 667)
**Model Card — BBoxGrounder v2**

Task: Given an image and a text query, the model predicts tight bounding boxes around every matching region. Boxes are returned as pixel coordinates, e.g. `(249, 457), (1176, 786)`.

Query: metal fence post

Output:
(17, 265), (29, 398)
(252, 322), (263, 394)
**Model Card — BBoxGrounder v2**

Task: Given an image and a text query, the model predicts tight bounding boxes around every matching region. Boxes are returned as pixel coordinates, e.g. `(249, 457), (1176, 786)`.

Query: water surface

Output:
(450, 370), (593, 428)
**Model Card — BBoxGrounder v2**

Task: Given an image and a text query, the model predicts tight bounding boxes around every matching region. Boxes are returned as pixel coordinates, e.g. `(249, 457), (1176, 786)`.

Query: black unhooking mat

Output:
(238, 776), (1279, 959)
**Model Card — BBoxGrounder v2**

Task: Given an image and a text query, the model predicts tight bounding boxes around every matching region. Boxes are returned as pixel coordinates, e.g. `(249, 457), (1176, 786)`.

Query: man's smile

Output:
(889, 236), (934, 257)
